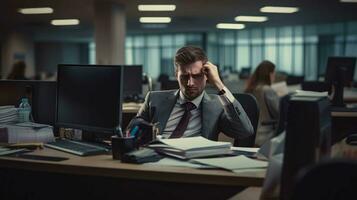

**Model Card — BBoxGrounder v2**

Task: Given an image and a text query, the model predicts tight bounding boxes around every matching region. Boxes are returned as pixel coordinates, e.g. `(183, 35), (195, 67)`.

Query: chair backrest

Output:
(291, 159), (357, 200)
(232, 93), (259, 147)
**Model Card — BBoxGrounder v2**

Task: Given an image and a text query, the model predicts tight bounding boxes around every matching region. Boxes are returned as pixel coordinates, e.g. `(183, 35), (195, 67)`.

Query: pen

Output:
(130, 126), (139, 137)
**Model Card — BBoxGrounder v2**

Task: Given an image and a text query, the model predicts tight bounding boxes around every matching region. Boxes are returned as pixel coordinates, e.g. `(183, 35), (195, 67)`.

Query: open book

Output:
(148, 136), (232, 159)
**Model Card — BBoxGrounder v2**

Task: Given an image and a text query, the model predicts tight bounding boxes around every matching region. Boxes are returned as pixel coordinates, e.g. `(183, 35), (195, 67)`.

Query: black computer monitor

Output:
(325, 57), (356, 87)
(123, 65), (142, 98)
(56, 64), (123, 136)
(325, 57), (356, 106)
(280, 96), (331, 200)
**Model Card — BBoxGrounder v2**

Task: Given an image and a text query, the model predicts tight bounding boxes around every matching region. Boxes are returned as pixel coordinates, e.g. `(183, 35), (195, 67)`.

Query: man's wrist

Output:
(218, 87), (235, 103)
(214, 81), (225, 91)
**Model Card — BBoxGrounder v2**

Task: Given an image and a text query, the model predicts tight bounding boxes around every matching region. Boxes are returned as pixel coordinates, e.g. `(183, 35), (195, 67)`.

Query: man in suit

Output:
(129, 46), (253, 141)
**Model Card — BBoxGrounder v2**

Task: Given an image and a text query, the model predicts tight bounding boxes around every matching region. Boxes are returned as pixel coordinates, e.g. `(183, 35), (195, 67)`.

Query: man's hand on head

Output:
(203, 61), (225, 91)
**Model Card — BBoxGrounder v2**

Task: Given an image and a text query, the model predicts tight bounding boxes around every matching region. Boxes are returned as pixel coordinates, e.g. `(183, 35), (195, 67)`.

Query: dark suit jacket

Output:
(132, 90), (254, 141)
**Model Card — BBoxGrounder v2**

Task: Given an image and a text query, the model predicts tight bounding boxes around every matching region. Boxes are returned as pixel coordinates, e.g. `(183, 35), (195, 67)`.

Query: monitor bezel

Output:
(55, 64), (123, 135)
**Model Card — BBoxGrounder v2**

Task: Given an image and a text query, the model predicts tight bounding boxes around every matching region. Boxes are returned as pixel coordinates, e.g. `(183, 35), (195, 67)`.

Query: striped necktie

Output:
(169, 102), (197, 138)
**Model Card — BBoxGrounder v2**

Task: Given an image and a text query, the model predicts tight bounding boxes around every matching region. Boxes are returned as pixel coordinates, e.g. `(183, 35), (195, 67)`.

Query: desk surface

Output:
(0, 147), (265, 187)
(331, 106), (357, 117)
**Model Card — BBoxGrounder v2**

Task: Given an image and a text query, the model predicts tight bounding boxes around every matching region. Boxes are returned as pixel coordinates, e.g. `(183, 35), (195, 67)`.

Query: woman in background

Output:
(245, 60), (279, 146)
(7, 61), (28, 80)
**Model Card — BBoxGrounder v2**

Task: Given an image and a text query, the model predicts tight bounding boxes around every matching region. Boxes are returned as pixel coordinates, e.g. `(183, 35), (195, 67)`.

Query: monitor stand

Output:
(81, 131), (112, 149)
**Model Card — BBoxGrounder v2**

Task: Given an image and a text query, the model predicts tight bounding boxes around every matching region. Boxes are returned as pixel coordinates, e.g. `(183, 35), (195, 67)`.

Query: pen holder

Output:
(111, 136), (137, 160)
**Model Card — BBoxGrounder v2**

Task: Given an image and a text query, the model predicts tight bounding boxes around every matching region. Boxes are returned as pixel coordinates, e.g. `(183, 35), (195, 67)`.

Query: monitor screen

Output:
(56, 65), (123, 134)
(123, 65), (142, 97)
(325, 57), (356, 87)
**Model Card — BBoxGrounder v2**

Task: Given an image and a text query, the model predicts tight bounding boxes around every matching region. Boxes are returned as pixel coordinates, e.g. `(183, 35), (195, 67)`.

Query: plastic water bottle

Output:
(18, 98), (32, 123)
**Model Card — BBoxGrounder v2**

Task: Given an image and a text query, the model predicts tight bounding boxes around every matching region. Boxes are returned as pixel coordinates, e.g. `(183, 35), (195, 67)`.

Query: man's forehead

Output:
(178, 61), (204, 74)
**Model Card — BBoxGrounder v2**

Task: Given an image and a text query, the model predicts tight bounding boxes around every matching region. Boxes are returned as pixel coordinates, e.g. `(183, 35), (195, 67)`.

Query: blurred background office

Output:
(1, 0), (357, 86)
(1, 0), (357, 146)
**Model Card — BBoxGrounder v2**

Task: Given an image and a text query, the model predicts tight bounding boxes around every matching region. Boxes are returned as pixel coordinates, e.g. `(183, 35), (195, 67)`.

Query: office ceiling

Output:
(1, 0), (357, 34)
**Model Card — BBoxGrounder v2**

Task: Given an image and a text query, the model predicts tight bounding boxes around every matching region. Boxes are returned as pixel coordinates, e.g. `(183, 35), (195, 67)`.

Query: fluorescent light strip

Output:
(340, 0), (357, 2)
(138, 5), (176, 11)
(216, 23), (245, 30)
(139, 17), (171, 23)
(235, 16), (268, 22)
(51, 19), (80, 26)
(18, 7), (53, 14)
(260, 6), (299, 13)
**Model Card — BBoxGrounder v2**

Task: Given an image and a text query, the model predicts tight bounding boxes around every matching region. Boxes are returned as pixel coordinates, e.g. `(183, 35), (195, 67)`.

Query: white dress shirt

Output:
(162, 91), (204, 138)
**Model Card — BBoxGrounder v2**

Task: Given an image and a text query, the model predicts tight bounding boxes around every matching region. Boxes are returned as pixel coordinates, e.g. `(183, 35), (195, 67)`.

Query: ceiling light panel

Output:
(260, 6), (299, 13)
(51, 19), (80, 26)
(216, 23), (245, 30)
(138, 5), (176, 11)
(18, 7), (53, 14)
(235, 16), (268, 22)
(139, 17), (171, 23)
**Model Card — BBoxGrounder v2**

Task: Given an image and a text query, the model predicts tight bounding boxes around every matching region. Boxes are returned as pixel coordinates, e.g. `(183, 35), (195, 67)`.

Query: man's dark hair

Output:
(174, 46), (207, 68)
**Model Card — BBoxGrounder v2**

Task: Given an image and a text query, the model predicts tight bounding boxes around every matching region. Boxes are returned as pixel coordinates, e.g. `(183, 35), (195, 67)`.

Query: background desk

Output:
(331, 107), (357, 143)
(0, 148), (265, 200)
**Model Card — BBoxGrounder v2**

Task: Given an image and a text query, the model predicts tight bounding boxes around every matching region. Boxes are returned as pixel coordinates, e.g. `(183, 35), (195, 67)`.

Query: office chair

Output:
(291, 159), (357, 200)
(232, 93), (259, 147)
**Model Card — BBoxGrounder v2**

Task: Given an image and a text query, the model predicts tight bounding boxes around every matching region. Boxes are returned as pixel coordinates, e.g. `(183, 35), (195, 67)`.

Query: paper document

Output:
(148, 136), (232, 159)
(231, 146), (259, 153)
(0, 123), (55, 144)
(146, 157), (215, 169)
(294, 90), (328, 97)
(192, 155), (268, 171)
(271, 82), (289, 97)
(155, 136), (231, 151)
(0, 106), (18, 124)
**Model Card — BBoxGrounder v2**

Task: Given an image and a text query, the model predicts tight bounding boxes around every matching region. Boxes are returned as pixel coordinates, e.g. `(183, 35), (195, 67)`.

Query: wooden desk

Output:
(331, 107), (357, 143)
(331, 106), (357, 117)
(0, 148), (265, 200)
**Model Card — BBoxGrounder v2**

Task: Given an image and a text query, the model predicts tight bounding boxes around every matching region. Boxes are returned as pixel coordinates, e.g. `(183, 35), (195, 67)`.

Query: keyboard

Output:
(45, 139), (109, 156)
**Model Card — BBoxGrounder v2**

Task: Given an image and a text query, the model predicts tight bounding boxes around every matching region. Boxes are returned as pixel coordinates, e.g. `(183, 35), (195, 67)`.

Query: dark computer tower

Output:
(280, 96), (331, 200)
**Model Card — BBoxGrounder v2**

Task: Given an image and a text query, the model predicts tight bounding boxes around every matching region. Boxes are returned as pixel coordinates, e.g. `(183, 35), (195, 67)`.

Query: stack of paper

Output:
(294, 90), (328, 97)
(148, 136), (232, 159)
(0, 106), (18, 124)
(0, 123), (55, 144)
